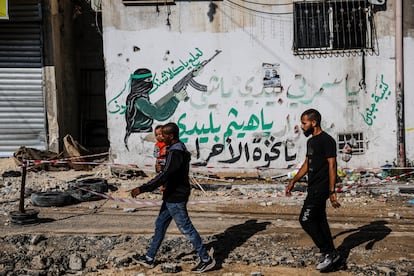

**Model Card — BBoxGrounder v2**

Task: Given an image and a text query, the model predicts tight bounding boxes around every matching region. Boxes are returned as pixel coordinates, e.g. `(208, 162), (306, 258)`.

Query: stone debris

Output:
(68, 253), (84, 271)
(123, 207), (137, 213)
(110, 165), (147, 179)
(161, 263), (182, 273)
(1, 158), (414, 275)
(0, 234), (412, 275)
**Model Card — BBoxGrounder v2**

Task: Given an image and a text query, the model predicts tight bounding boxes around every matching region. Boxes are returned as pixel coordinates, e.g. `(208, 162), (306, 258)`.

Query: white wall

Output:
(404, 36), (414, 165)
(102, 1), (399, 173)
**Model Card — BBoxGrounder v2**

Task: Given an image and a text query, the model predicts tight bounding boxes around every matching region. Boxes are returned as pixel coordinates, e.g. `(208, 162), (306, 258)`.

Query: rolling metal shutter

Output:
(0, 0), (46, 157)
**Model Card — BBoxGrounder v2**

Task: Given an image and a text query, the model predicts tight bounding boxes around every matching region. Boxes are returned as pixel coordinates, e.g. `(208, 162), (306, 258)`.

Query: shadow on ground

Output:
(333, 220), (392, 271)
(206, 219), (271, 269)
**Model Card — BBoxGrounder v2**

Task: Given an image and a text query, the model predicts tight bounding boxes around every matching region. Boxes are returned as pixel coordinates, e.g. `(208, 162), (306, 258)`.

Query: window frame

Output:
(337, 132), (365, 155)
(293, 0), (375, 56)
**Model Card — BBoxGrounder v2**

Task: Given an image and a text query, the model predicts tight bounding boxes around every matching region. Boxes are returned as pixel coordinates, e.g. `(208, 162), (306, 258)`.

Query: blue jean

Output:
(146, 201), (210, 261)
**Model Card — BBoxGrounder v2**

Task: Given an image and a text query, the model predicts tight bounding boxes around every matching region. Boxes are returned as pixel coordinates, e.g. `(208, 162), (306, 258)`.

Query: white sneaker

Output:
(316, 253), (340, 270)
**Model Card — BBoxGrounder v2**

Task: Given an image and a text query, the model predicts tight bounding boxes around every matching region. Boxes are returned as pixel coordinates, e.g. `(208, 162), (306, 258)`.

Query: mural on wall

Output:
(118, 49), (222, 150)
(361, 74), (392, 126)
(174, 72), (348, 168)
(106, 42), (394, 169)
(177, 108), (296, 169)
(345, 74), (361, 106)
(117, 69), (375, 168)
(191, 134), (298, 169)
(150, 49), (221, 95)
(123, 68), (185, 150)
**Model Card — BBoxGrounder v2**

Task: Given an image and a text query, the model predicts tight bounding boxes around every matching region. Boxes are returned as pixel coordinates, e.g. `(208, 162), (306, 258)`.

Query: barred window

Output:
(338, 132), (365, 155)
(293, 1), (376, 56)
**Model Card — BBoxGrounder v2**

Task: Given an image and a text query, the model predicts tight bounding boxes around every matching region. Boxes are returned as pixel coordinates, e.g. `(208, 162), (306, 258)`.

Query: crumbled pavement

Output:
(0, 234), (413, 275)
(1, 159), (414, 275)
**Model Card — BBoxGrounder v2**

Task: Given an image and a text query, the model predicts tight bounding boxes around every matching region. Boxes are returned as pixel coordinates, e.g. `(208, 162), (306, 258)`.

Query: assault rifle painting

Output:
(124, 50), (222, 150)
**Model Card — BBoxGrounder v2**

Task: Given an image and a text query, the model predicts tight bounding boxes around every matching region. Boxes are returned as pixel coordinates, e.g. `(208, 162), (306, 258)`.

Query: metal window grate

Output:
(293, 0), (376, 56)
(294, 2), (330, 49)
(338, 132), (365, 155)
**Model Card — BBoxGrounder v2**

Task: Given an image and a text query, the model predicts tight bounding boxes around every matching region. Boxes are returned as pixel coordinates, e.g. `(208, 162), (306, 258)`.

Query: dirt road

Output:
(1, 159), (414, 275)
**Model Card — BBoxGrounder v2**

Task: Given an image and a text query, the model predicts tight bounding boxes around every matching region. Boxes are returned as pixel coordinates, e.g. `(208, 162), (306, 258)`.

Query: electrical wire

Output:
(239, 0), (292, 6)
(226, 0), (293, 15)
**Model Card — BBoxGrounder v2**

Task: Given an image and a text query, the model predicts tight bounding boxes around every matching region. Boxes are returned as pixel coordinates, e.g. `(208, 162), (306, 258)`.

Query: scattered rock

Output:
(0, 161), (413, 275)
(30, 234), (45, 245)
(85, 257), (100, 271)
(30, 255), (47, 270)
(123, 207), (137, 213)
(161, 263), (182, 273)
(69, 253), (84, 271)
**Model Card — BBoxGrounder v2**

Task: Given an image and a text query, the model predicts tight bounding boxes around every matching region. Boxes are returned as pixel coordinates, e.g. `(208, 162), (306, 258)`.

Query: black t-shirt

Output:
(306, 131), (336, 193)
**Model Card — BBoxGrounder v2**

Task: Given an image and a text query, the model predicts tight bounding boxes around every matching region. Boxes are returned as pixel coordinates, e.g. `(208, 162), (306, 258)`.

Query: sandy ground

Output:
(1, 157), (414, 275)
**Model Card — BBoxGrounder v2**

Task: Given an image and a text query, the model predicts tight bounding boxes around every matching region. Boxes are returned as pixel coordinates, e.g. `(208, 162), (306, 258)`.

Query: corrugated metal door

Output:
(0, 0), (46, 157)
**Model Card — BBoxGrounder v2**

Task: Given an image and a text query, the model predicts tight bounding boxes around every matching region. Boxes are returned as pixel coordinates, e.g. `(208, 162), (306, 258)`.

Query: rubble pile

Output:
(1, 157), (414, 275)
(0, 234), (413, 275)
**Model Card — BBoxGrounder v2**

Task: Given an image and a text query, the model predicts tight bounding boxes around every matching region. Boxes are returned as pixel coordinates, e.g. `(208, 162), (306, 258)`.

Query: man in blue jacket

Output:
(131, 122), (215, 273)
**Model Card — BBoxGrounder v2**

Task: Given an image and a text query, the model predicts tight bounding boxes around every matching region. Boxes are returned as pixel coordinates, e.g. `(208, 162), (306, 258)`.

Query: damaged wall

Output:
(41, 0), (83, 154)
(403, 0), (414, 165)
(102, 1), (404, 172)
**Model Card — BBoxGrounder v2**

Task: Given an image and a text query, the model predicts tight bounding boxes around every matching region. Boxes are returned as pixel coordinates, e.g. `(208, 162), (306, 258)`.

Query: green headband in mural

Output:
(130, 73), (152, 79)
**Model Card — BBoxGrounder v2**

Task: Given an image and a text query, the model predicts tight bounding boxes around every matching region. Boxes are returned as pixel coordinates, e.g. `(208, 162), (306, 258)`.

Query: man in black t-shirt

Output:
(285, 109), (341, 272)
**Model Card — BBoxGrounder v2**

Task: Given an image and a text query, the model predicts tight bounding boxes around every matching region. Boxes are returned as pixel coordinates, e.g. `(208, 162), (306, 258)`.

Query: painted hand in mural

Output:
(174, 88), (188, 101)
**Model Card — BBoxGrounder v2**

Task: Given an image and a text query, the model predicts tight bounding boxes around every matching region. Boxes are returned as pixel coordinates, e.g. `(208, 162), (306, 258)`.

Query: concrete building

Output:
(1, 0), (413, 174)
(102, 0), (414, 173)
(0, 0), (107, 157)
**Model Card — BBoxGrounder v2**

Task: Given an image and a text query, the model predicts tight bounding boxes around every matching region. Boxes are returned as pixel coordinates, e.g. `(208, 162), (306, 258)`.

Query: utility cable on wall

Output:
(239, 0), (292, 6)
(226, 0), (293, 15)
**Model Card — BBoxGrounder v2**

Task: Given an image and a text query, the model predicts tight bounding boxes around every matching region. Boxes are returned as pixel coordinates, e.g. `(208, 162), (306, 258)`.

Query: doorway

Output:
(73, 1), (108, 152)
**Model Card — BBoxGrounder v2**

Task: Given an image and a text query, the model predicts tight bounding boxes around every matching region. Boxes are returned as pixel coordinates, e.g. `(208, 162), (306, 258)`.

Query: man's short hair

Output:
(301, 109), (321, 126)
(163, 122), (179, 139)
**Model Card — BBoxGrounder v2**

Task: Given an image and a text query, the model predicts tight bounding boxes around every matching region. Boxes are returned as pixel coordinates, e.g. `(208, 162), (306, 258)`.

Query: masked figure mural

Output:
(123, 50), (222, 150)
(124, 68), (185, 150)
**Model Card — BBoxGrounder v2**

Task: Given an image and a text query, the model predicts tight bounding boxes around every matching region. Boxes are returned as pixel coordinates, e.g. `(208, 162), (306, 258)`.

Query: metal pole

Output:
(396, 0), (406, 167)
(19, 161), (27, 213)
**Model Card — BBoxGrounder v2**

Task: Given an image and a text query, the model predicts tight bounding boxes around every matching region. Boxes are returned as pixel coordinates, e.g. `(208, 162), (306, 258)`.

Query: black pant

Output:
(299, 193), (335, 254)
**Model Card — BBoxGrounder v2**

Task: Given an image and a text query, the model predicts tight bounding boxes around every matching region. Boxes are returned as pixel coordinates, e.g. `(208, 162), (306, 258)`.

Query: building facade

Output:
(0, 0), (107, 157)
(1, 0), (413, 174)
(102, 0), (414, 173)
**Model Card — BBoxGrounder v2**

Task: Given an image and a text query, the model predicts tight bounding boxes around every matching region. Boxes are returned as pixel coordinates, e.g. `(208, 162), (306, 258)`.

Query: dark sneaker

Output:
(316, 252), (340, 271)
(191, 257), (216, 273)
(134, 255), (154, 268)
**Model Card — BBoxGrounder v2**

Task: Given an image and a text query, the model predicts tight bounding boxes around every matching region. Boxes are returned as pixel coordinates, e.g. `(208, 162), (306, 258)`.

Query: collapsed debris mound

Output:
(12, 134), (103, 171)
